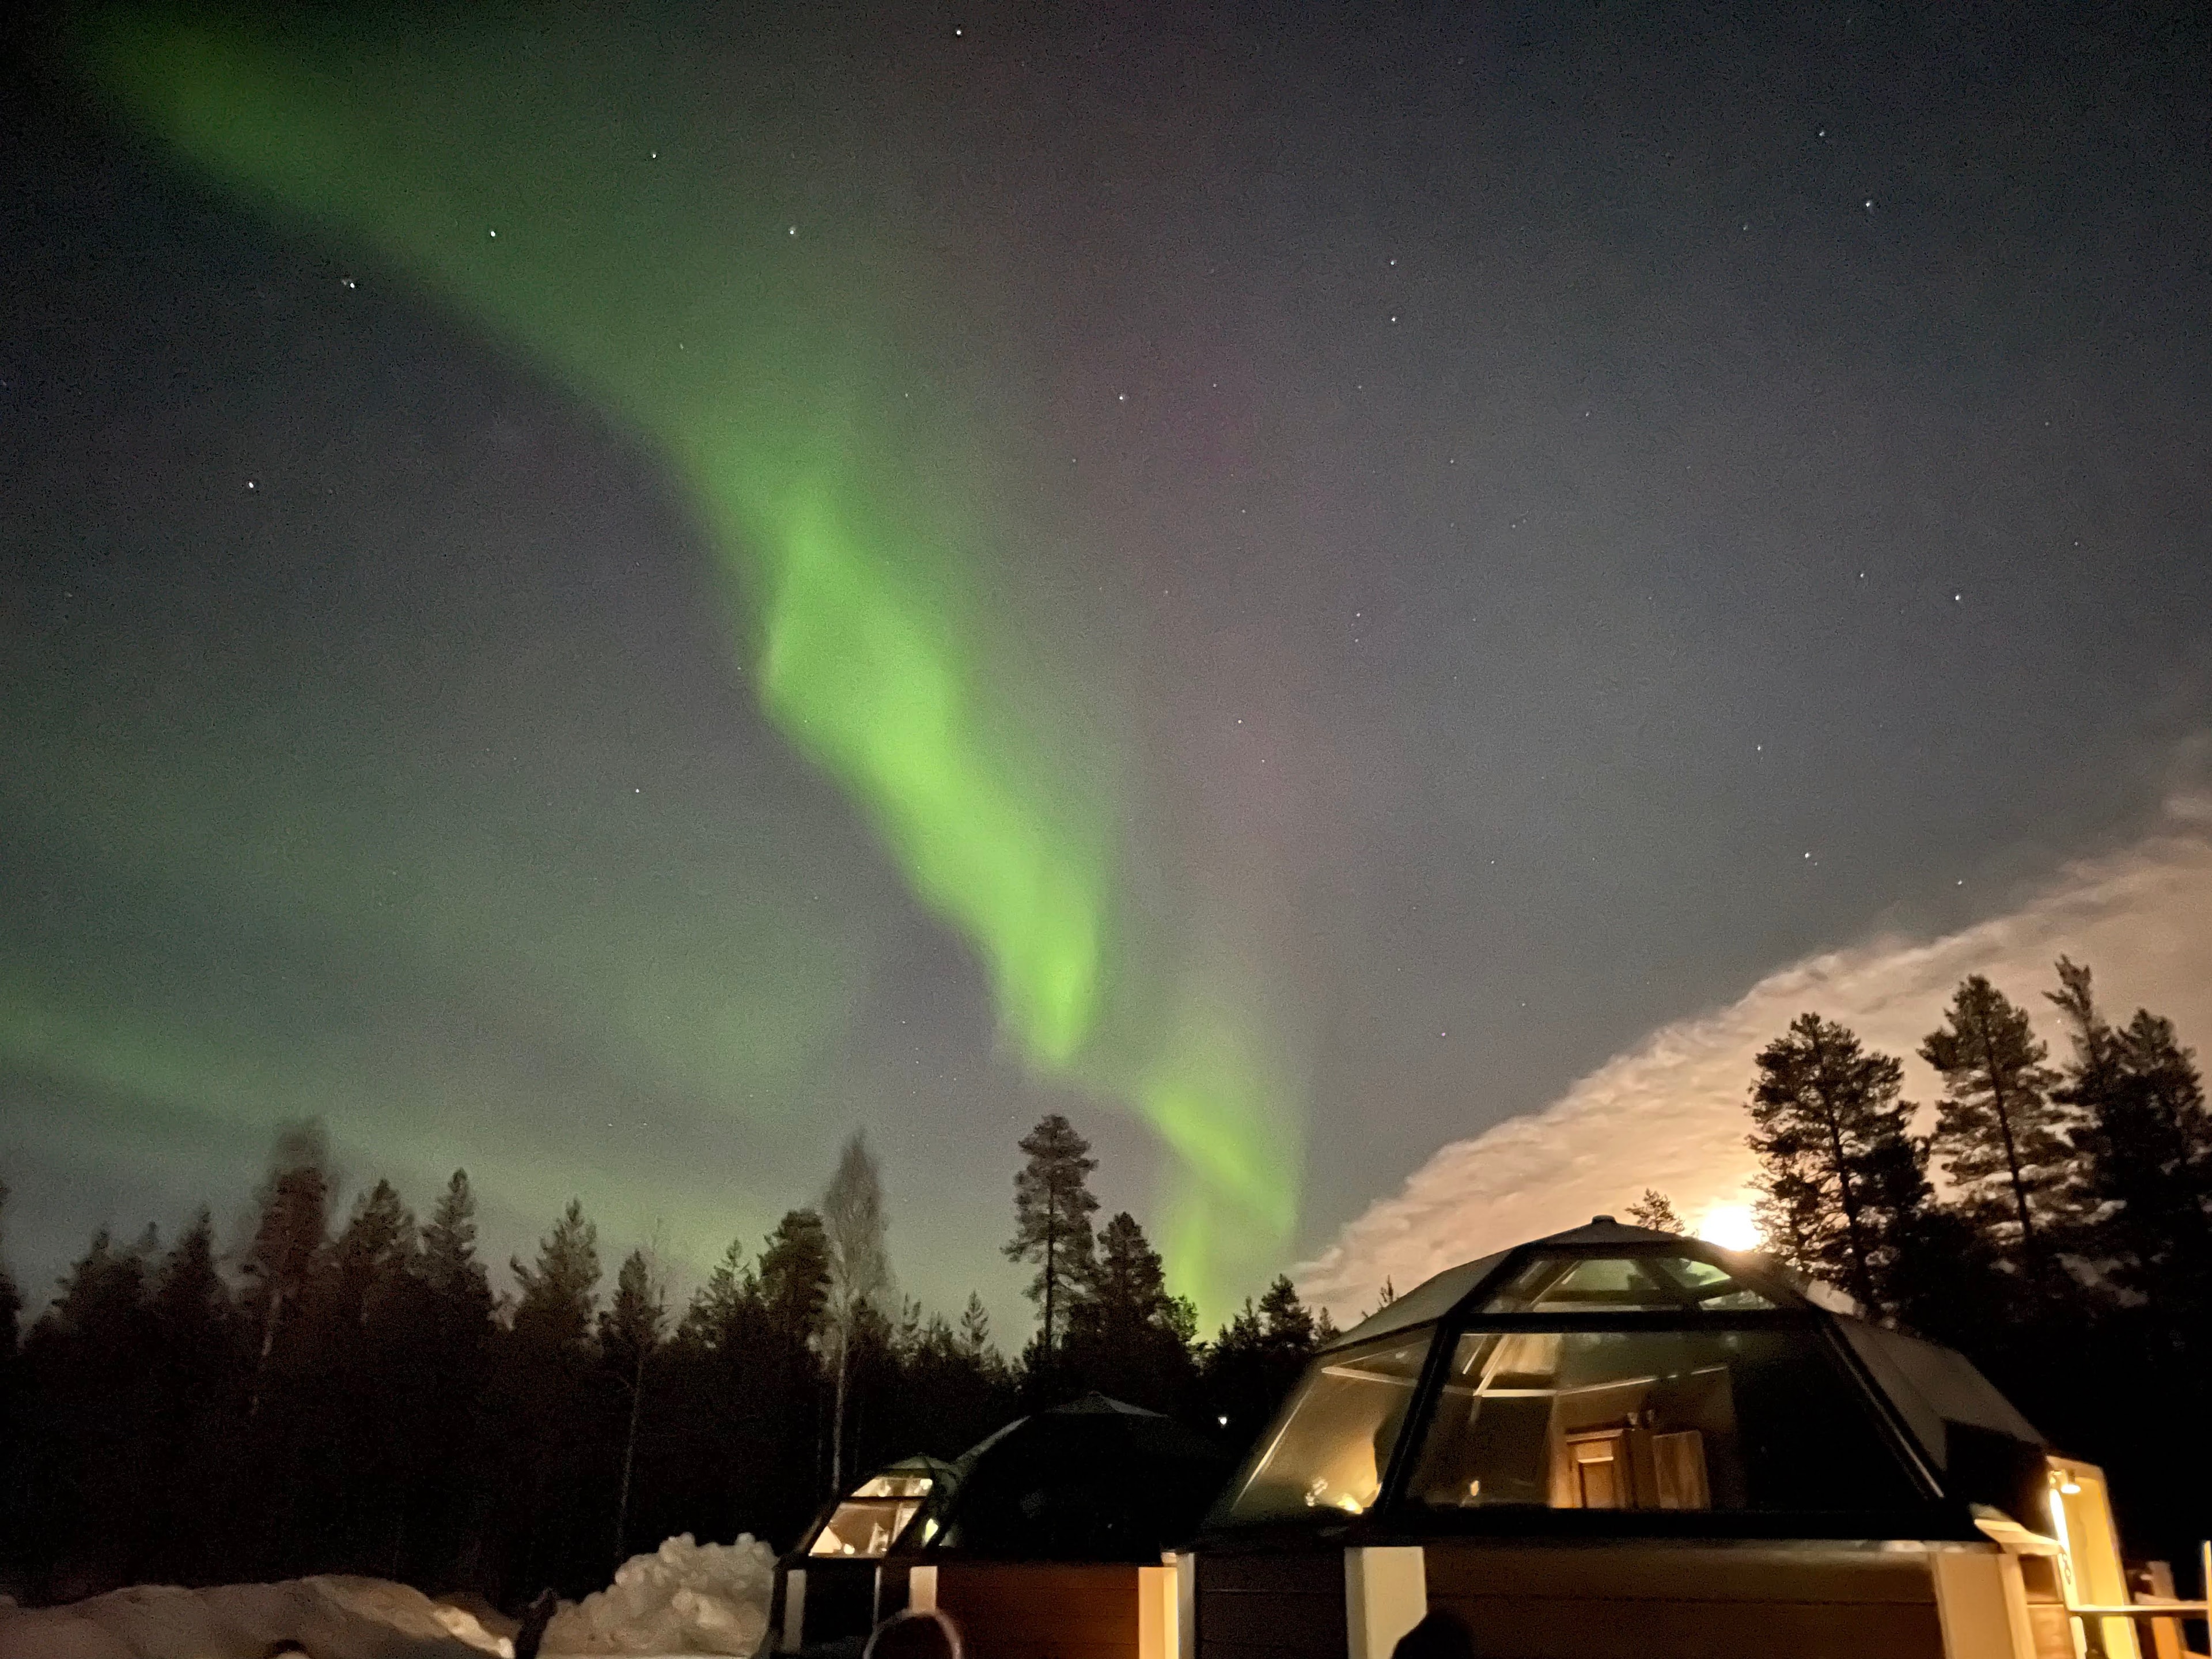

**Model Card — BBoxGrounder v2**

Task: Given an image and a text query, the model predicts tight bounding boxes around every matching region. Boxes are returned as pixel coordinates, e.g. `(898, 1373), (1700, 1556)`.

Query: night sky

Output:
(3, 1), (2208, 1327)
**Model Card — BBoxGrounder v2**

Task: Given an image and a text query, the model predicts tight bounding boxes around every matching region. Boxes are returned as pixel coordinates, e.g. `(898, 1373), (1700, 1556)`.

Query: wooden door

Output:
(1567, 1433), (1625, 1509)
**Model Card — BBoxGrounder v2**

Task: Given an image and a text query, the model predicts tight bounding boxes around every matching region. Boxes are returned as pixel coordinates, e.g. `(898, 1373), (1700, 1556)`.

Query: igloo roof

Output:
(1211, 1219), (2046, 1541)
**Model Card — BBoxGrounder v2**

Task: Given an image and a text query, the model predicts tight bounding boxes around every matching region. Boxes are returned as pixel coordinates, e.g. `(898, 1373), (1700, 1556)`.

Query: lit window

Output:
(1407, 1328), (1916, 1513)
(1480, 1254), (1776, 1313)
(1218, 1331), (1434, 1524)
(807, 1483), (931, 1557)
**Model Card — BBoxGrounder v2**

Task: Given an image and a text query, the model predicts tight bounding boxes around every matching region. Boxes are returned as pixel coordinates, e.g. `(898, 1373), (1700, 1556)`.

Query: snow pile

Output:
(542, 1533), (775, 1656)
(0, 1574), (512, 1659)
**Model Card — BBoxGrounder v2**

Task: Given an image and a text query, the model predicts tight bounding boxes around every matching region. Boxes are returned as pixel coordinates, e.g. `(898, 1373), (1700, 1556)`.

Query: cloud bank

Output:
(1298, 794), (2212, 1321)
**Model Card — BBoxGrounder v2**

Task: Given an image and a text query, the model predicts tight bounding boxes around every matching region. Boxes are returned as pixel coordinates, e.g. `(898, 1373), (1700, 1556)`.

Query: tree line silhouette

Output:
(0, 1116), (1327, 1608)
(3, 952), (2203, 1608)
(1643, 958), (2211, 1571)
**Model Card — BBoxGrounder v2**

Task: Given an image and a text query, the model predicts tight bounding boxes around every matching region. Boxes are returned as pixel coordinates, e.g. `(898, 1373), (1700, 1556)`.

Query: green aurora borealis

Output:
(59, 1), (1298, 1312)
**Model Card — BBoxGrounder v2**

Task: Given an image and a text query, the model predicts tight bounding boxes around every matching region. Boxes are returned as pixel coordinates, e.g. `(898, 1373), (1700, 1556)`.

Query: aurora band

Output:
(83, 2), (1300, 1313)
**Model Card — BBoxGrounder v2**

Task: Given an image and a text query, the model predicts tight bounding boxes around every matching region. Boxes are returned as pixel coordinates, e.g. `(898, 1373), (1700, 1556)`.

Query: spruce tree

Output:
(493, 1199), (605, 1593)
(1746, 1013), (1925, 1313)
(1003, 1113), (1099, 1362)
(512, 1198), (601, 1353)
(419, 1169), (492, 1315)
(405, 1171), (494, 1586)
(1922, 976), (2069, 1284)
(958, 1291), (994, 1358)
(681, 1238), (753, 1349)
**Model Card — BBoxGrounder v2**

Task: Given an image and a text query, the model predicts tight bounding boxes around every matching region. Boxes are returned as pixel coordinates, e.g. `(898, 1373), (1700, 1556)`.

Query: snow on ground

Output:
(0, 1533), (775, 1659)
(0, 1575), (513, 1659)
(542, 1533), (775, 1656)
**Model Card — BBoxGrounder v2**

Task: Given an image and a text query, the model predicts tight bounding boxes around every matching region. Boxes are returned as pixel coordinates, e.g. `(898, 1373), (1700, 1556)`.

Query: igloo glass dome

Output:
(1206, 1217), (2047, 1541)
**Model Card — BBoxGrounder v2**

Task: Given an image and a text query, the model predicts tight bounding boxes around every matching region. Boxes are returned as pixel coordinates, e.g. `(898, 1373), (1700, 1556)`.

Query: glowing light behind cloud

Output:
(1694, 1203), (1761, 1251)
(1298, 793), (2212, 1320)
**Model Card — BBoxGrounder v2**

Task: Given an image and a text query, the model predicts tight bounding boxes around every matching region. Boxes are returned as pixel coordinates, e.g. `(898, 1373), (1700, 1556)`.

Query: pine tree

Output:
(1922, 976), (2070, 1284)
(0, 1179), (20, 1372)
(141, 1209), (241, 1582)
(758, 1209), (831, 1350)
(492, 1199), (606, 1594)
(1003, 1113), (1099, 1362)
(150, 1209), (225, 1331)
(1200, 1277), (1322, 1447)
(599, 1248), (666, 1383)
(1256, 1275), (1316, 1351)
(1747, 1013), (1926, 1314)
(1085, 1213), (1171, 1326)
(241, 1122), (333, 1398)
(46, 1227), (150, 1338)
(821, 1132), (891, 1490)
(756, 1209), (832, 1513)
(682, 1238), (753, 1349)
(0, 1181), (24, 1569)
(2050, 960), (2212, 1298)
(1626, 1190), (1682, 1232)
(24, 1226), (163, 1582)
(2116, 1007), (2212, 1285)
(149, 1210), (236, 1421)
(329, 1179), (416, 1328)
(1064, 1213), (1194, 1410)
(403, 1171), (494, 1586)
(600, 1249), (667, 1567)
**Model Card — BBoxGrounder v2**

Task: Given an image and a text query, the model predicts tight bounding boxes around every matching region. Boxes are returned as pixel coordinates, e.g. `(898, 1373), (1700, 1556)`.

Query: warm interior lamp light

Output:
(2060, 1480), (2081, 1495)
(1695, 1203), (1762, 1251)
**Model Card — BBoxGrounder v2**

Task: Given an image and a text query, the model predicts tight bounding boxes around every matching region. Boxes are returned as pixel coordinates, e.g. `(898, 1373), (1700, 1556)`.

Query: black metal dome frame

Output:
(1201, 1217), (2048, 1547)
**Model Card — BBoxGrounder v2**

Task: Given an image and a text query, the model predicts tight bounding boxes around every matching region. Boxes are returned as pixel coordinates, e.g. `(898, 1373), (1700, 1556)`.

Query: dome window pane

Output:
(1214, 1330), (1435, 1524)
